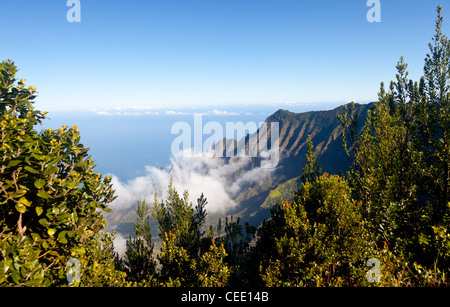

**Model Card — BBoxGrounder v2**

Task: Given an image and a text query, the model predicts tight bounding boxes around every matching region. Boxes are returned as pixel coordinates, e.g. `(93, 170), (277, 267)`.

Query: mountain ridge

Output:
(107, 102), (375, 238)
(226, 102), (374, 226)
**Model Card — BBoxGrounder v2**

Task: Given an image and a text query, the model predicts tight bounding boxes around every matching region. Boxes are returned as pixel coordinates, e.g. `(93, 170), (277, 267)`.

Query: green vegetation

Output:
(0, 59), (124, 286)
(257, 173), (372, 287)
(2, 5), (450, 287)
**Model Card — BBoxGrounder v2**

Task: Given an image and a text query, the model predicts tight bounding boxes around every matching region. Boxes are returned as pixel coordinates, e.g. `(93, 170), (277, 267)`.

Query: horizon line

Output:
(41, 100), (374, 116)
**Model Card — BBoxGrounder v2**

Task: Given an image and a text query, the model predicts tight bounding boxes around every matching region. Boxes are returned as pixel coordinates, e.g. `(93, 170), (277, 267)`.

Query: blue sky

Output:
(2, 0), (449, 111)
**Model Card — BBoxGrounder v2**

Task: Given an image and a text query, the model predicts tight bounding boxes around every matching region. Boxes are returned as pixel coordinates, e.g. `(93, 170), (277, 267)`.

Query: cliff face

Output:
(227, 102), (374, 226)
(268, 102), (372, 179)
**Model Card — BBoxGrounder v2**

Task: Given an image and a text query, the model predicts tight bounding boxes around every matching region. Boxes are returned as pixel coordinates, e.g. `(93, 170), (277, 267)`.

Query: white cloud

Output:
(113, 232), (128, 257)
(165, 110), (189, 115)
(204, 109), (239, 116)
(91, 106), (243, 117)
(108, 149), (276, 216)
(95, 111), (110, 116)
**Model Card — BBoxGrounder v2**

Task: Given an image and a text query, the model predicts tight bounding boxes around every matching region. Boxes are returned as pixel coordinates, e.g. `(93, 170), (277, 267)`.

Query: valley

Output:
(106, 102), (374, 245)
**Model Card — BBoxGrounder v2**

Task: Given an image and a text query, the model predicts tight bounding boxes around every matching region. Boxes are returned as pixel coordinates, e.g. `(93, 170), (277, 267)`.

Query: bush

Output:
(0, 60), (124, 286)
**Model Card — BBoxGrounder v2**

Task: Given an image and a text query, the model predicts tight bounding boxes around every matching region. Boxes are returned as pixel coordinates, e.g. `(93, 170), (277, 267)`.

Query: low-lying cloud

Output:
(110, 150), (263, 256)
(91, 106), (243, 117)
(108, 149), (276, 216)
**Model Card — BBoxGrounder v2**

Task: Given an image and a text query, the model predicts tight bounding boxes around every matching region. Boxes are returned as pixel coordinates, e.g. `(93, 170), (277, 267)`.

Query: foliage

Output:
(157, 231), (230, 287)
(215, 215), (256, 286)
(0, 232), (49, 286)
(158, 231), (195, 286)
(152, 178), (209, 257)
(349, 71), (424, 255)
(150, 182), (229, 287)
(254, 174), (374, 286)
(76, 231), (128, 287)
(338, 101), (359, 161)
(0, 60), (125, 286)
(300, 135), (322, 185)
(196, 239), (230, 287)
(121, 200), (156, 283)
(342, 5), (450, 285)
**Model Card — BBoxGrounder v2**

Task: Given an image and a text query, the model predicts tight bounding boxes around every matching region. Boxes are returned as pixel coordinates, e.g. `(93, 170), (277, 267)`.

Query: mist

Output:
(108, 149), (276, 215)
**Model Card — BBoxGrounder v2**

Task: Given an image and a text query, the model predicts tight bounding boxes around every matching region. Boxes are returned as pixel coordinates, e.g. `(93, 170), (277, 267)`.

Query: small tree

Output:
(152, 179), (209, 257)
(0, 60), (123, 286)
(153, 182), (229, 286)
(344, 6), (450, 285)
(338, 101), (360, 172)
(152, 178), (195, 253)
(259, 174), (374, 287)
(123, 200), (156, 283)
(300, 135), (322, 185)
(219, 215), (256, 286)
(158, 231), (230, 287)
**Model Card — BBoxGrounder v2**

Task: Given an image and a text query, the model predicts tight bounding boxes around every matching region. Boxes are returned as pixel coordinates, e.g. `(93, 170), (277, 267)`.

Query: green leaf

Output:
(15, 202), (26, 213)
(44, 165), (59, 175)
(20, 266), (27, 278)
(11, 271), (21, 284)
(58, 231), (68, 244)
(47, 228), (56, 236)
(38, 218), (51, 227)
(31, 233), (41, 242)
(71, 247), (86, 256)
(37, 190), (50, 199)
(24, 166), (39, 174)
(18, 197), (32, 207)
(65, 181), (76, 189)
(7, 160), (21, 167)
(34, 179), (45, 189)
(35, 206), (43, 216)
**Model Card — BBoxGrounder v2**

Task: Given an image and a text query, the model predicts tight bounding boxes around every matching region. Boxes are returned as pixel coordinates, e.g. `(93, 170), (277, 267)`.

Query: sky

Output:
(1, 0), (449, 112)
